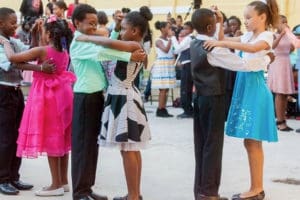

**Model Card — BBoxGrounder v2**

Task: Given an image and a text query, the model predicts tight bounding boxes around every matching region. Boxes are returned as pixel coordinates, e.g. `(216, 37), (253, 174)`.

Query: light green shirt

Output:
(70, 31), (131, 93)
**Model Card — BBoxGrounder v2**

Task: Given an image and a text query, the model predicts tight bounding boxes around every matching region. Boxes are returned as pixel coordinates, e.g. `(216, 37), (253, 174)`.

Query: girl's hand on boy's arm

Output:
(203, 40), (224, 51)
(130, 49), (146, 62)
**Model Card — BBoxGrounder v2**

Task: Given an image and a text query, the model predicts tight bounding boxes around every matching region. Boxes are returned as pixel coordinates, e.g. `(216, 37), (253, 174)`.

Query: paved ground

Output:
(1, 102), (300, 200)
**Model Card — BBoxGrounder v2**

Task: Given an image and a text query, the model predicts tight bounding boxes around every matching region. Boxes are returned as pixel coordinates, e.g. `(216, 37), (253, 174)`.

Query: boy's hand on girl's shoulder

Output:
(131, 49), (146, 62)
(266, 52), (275, 64)
(41, 59), (56, 74)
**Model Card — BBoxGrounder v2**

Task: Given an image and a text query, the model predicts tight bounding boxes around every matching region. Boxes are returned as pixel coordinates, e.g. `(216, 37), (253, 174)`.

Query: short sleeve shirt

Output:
(241, 31), (273, 59)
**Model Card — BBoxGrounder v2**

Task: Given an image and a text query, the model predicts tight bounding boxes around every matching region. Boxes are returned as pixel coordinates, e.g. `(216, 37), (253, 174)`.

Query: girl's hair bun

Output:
(155, 21), (161, 30)
(139, 6), (153, 21)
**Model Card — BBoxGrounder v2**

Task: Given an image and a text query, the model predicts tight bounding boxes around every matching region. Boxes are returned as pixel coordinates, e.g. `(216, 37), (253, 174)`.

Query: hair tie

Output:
(61, 37), (67, 50)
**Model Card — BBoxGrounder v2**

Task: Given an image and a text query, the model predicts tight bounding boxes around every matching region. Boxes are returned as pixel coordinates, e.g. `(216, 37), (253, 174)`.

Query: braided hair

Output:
(44, 17), (73, 52)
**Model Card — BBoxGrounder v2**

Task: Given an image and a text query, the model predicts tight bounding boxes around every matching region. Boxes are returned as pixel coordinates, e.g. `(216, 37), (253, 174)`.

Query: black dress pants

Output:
(71, 91), (104, 200)
(180, 63), (193, 114)
(193, 94), (225, 198)
(0, 87), (24, 184)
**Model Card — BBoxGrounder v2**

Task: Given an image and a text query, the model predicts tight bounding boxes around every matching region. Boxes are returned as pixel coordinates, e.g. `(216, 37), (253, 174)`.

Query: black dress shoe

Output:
(156, 108), (173, 117)
(11, 180), (33, 190)
(89, 192), (108, 200)
(232, 191), (265, 200)
(0, 183), (19, 195)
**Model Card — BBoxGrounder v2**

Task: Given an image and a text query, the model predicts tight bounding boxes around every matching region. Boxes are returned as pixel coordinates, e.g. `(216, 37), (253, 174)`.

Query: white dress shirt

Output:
(195, 34), (271, 72)
(171, 34), (193, 65)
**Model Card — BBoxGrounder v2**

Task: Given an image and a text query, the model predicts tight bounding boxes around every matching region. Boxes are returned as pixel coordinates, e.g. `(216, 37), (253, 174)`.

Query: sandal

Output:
(276, 120), (293, 132)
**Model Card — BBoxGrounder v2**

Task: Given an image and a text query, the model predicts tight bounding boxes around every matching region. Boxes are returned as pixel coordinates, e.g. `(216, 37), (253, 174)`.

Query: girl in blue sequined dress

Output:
(204, 1), (279, 199)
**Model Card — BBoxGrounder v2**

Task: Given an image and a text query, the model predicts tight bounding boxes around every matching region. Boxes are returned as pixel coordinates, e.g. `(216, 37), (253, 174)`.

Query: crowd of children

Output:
(0, 0), (300, 200)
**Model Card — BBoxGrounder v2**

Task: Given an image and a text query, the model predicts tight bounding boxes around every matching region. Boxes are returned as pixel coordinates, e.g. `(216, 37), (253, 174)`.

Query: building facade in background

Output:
(1, 0), (299, 65)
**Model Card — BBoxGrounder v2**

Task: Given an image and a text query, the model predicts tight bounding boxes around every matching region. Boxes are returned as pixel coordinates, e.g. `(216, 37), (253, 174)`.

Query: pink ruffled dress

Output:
(17, 46), (76, 158)
(267, 33), (295, 94)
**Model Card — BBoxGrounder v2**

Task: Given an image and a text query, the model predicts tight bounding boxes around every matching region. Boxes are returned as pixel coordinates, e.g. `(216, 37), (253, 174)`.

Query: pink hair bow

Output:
(47, 15), (57, 23)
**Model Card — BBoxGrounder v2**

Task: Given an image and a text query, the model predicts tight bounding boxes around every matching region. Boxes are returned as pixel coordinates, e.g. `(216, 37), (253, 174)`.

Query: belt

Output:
(0, 84), (21, 91)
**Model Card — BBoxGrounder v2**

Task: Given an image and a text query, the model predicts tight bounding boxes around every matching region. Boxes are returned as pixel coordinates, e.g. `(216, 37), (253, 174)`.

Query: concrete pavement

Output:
(1, 102), (300, 200)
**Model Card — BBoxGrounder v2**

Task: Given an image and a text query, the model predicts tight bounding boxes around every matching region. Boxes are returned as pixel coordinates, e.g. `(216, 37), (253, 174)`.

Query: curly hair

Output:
(71, 4), (97, 29)
(44, 18), (73, 52)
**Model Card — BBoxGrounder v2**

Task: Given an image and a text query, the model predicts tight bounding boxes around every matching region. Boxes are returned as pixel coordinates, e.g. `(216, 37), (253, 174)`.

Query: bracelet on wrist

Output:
(40, 64), (43, 72)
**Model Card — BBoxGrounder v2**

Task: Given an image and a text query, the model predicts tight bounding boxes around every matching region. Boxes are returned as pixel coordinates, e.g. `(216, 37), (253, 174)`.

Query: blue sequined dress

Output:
(225, 31), (278, 142)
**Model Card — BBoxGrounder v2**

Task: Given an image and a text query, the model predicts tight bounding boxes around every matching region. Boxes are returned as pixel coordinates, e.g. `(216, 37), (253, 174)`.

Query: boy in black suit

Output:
(190, 8), (274, 200)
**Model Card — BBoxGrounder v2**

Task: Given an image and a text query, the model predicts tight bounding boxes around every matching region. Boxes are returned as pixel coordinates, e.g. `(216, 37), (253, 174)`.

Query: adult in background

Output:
(66, 0), (80, 19)
(19, 0), (43, 23)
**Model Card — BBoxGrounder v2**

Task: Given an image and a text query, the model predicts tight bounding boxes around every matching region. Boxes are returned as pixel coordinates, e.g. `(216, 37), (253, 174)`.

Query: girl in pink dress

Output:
(2, 15), (75, 196)
(267, 15), (295, 131)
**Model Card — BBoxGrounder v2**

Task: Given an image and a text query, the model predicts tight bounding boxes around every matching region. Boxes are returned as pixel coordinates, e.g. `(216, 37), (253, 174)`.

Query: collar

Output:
(195, 34), (215, 41)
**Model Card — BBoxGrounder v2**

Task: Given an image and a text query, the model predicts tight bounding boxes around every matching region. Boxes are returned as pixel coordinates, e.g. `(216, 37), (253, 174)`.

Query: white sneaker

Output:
(35, 187), (64, 196)
(62, 184), (70, 192)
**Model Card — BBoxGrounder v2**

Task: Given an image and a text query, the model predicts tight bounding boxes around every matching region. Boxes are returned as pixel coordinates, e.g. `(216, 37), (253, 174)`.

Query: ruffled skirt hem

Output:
(99, 141), (149, 151)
